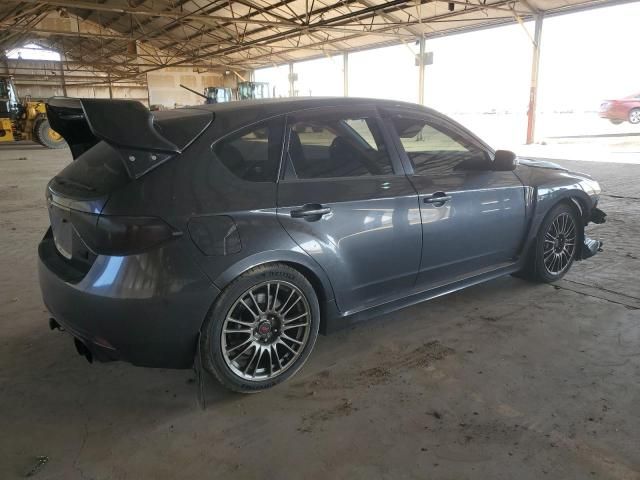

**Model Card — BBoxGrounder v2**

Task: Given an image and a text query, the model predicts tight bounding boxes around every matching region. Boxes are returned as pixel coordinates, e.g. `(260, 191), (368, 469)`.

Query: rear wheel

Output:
(629, 108), (640, 125)
(200, 263), (320, 393)
(34, 119), (66, 149)
(609, 119), (623, 125)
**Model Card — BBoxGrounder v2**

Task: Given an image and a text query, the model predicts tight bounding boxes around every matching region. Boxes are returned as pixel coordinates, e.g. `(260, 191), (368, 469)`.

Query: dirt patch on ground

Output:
(292, 340), (455, 393)
(298, 398), (356, 433)
(291, 341), (455, 432)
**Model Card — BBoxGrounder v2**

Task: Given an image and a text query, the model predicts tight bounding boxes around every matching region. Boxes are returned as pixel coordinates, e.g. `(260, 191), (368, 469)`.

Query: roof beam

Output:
(61, 0), (522, 84)
(5, 0), (575, 79)
(0, 25), (136, 41)
(12, 0), (302, 27)
(433, 0), (530, 15)
(357, 0), (423, 37)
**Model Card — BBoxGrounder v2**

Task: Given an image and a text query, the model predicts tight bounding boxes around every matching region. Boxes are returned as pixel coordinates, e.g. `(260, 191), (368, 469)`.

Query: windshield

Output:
(217, 89), (232, 102)
(238, 82), (270, 100)
(0, 79), (18, 105)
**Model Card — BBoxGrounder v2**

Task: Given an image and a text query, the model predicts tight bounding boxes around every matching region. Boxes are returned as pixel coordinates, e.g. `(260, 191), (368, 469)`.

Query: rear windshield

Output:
(51, 141), (129, 199)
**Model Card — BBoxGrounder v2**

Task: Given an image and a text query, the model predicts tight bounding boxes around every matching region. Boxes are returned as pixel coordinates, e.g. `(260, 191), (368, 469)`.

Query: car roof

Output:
(189, 96), (436, 119)
(180, 96), (494, 154)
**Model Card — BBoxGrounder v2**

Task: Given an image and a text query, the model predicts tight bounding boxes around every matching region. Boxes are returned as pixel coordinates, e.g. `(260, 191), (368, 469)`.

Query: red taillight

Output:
(70, 211), (180, 256)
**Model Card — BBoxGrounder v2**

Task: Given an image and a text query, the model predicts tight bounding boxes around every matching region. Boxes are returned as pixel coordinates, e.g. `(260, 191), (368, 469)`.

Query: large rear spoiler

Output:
(46, 97), (213, 179)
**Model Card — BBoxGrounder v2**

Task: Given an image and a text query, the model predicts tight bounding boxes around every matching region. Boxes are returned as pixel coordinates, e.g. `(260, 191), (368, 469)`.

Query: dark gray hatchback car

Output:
(39, 97), (605, 392)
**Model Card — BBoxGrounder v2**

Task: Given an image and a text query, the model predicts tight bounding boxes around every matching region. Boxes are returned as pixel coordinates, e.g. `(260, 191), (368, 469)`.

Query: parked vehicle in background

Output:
(237, 81), (271, 100)
(599, 93), (640, 124)
(205, 86), (233, 104)
(40, 97), (605, 393)
(0, 76), (66, 148)
(179, 82), (271, 104)
(179, 84), (233, 104)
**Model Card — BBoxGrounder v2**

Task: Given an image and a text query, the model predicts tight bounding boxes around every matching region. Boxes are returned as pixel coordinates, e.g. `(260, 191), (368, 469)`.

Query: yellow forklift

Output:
(0, 76), (65, 149)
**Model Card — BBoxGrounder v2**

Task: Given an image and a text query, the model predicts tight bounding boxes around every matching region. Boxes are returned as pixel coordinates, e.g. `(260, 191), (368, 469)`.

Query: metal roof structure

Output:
(0, 0), (627, 85)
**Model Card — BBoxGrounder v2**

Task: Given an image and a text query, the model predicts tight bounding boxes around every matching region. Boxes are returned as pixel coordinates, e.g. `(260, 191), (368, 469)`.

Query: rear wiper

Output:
(54, 177), (96, 192)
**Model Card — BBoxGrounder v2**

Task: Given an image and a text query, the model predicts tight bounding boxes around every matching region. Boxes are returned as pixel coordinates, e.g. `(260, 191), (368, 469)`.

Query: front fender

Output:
(514, 162), (600, 260)
(535, 185), (594, 223)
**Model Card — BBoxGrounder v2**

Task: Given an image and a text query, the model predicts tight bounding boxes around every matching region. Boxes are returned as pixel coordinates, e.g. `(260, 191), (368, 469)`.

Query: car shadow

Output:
(3, 274), (531, 431)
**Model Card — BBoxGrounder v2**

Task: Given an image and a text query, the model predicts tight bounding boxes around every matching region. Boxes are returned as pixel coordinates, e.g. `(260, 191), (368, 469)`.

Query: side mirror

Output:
(493, 150), (518, 171)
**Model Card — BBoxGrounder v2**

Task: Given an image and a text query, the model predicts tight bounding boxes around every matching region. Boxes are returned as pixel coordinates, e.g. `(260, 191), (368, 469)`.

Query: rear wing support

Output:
(46, 97), (213, 179)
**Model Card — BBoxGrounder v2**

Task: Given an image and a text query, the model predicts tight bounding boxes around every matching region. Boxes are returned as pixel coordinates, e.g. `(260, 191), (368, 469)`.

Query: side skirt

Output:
(321, 262), (521, 334)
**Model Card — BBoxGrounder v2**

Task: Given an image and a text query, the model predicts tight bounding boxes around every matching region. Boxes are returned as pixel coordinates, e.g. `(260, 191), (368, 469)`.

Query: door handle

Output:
(424, 192), (451, 205)
(290, 205), (332, 219)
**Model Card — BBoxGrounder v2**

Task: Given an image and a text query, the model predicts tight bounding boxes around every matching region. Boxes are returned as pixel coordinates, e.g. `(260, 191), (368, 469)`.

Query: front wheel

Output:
(609, 119), (623, 125)
(200, 263), (320, 393)
(529, 204), (580, 283)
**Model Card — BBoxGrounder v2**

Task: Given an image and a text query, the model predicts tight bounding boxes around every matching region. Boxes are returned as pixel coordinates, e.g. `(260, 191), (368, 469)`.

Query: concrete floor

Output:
(1, 143), (639, 480)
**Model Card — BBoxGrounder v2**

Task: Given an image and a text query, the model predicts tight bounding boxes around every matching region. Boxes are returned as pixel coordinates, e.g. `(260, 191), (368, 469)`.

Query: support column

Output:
(343, 52), (349, 97)
(58, 60), (67, 97)
(288, 63), (295, 97)
(418, 35), (425, 105)
(107, 72), (113, 99)
(526, 14), (544, 145)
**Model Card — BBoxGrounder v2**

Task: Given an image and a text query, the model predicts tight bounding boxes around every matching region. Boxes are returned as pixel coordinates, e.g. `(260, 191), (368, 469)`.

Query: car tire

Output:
(522, 203), (581, 283)
(609, 119), (623, 125)
(628, 108), (640, 125)
(200, 263), (320, 393)
(34, 119), (66, 149)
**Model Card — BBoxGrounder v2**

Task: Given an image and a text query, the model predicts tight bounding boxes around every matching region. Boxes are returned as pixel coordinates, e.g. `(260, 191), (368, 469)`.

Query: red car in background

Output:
(600, 93), (640, 125)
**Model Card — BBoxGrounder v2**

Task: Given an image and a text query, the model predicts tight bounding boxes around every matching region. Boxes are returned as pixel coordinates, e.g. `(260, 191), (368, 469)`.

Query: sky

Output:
(255, 2), (640, 115)
(6, 43), (61, 61)
(538, 2), (640, 112)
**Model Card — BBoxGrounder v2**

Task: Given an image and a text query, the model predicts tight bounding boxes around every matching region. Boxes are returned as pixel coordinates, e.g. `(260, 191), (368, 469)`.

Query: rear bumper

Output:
(38, 231), (220, 368)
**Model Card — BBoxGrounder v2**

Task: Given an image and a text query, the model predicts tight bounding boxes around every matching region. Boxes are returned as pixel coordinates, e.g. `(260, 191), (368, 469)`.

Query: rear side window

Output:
(212, 117), (284, 182)
(391, 115), (489, 175)
(287, 113), (394, 179)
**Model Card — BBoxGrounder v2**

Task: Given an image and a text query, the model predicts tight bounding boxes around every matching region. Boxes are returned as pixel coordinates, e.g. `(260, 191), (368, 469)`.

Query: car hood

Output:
(517, 157), (595, 179)
(517, 157), (569, 172)
(517, 157), (596, 180)
(515, 157), (600, 197)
